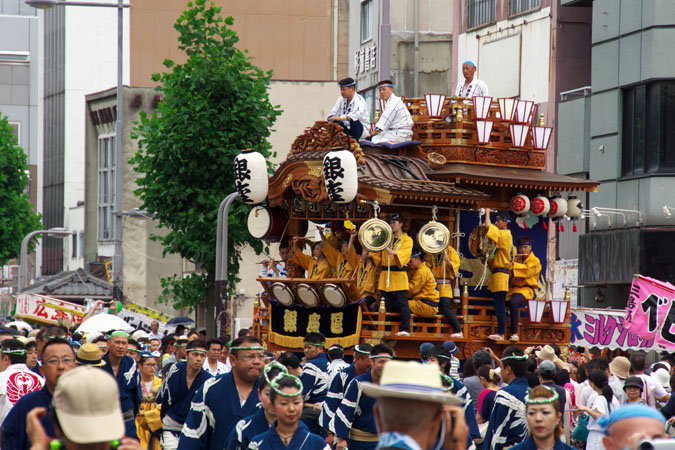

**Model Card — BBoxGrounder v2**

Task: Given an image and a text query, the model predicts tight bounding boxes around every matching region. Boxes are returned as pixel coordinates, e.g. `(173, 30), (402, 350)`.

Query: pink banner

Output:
(626, 275), (675, 349)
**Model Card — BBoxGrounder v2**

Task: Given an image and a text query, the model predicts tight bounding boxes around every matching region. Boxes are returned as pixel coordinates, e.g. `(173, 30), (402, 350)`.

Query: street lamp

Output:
(25, 0), (130, 301)
(19, 228), (73, 290)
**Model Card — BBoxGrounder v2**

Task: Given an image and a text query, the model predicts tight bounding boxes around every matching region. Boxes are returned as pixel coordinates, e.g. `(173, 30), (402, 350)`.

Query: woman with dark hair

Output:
(477, 364), (501, 425)
(510, 385), (574, 450)
(248, 373), (329, 449)
(135, 352), (162, 450)
(577, 369), (620, 450)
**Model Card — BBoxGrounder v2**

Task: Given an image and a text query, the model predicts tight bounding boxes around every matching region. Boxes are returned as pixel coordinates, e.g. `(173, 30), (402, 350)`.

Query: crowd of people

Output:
(0, 316), (673, 450)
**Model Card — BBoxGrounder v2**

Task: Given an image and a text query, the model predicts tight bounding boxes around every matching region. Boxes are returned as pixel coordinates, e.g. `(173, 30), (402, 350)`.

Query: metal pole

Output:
(413, 0), (419, 97)
(19, 229), (73, 290)
(112, 0), (124, 301)
(214, 192), (239, 337)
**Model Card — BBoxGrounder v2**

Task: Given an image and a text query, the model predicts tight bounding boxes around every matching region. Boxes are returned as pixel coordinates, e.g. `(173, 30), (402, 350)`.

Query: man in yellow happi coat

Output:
(484, 208), (514, 341)
(349, 245), (379, 311)
(319, 227), (356, 279)
(370, 212), (413, 336)
(507, 236), (541, 342)
(289, 239), (333, 279)
(407, 248), (440, 317)
(426, 246), (463, 338)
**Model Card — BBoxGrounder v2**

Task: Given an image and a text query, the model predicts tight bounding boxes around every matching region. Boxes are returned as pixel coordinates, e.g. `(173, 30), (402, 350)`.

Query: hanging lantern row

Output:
(510, 194), (584, 232)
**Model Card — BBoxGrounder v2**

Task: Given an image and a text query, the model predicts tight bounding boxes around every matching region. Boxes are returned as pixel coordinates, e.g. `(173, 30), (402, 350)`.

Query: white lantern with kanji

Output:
(234, 149), (268, 204)
(567, 196), (583, 218)
(549, 197), (568, 219)
(531, 196), (550, 216)
(323, 149), (358, 204)
(510, 194), (531, 216)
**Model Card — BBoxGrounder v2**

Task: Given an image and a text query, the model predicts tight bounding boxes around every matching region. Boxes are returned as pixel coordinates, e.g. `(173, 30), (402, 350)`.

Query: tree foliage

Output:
(0, 114), (41, 265)
(131, 0), (281, 310)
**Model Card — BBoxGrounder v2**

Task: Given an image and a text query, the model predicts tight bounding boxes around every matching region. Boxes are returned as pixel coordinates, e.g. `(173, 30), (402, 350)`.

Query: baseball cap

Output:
(52, 365), (124, 444)
(538, 360), (557, 377)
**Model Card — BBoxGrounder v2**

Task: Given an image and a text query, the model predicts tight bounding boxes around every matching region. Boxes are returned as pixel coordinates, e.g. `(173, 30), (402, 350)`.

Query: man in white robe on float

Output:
(455, 60), (489, 98)
(327, 77), (371, 141)
(371, 80), (413, 144)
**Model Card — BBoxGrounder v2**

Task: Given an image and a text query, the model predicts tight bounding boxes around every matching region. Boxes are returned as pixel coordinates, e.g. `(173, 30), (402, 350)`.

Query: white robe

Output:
(455, 77), (489, 97)
(327, 93), (370, 139)
(372, 93), (413, 144)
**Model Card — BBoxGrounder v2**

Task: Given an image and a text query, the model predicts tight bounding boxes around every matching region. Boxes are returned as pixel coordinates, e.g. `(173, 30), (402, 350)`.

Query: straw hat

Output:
(609, 356), (630, 380)
(76, 343), (106, 367)
(360, 360), (463, 405)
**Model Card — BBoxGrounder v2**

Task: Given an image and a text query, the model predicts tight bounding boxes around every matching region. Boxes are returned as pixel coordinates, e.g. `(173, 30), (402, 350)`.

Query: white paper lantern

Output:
(475, 120), (494, 145)
(567, 195), (583, 218)
(549, 197), (568, 219)
(531, 196), (550, 216)
(528, 299), (547, 323)
(550, 299), (569, 323)
(234, 149), (268, 204)
(473, 96), (493, 120)
(510, 194), (531, 215)
(514, 100), (535, 124)
(498, 98), (517, 122)
(509, 124), (530, 148)
(425, 94), (446, 118)
(323, 149), (358, 204)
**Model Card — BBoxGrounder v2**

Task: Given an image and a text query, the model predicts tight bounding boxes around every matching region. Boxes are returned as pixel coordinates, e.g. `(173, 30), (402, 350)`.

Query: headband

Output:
(270, 373), (303, 398)
(105, 331), (129, 340)
(186, 348), (207, 354)
(440, 373), (455, 392)
(387, 213), (401, 222)
(174, 342), (187, 348)
(230, 346), (264, 351)
(434, 354), (451, 361)
(1, 348), (26, 356)
(328, 345), (343, 351)
(501, 354), (528, 361)
(378, 83), (394, 88)
(355, 345), (370, 355)
(264, 361), (289, 386)
(340, 80), (356, 87)
(304, 342), (324, 347)
(127, 348), (142, 353)
(525, 386), (559, 405)
(370, 354), (393, 360)
(411, 250), (423, 258)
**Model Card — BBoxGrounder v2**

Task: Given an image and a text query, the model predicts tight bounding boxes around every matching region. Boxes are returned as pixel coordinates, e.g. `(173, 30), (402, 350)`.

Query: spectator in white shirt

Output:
(202, 338), (230, 376)
(631, 353), (670, 407)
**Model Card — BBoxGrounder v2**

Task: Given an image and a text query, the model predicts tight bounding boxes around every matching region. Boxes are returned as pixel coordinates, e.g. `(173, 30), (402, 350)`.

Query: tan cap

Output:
(53, 365), (124, 444)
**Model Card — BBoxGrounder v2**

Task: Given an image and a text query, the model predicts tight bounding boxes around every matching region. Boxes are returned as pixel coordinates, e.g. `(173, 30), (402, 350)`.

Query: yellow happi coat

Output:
(321, 240), (356, 278)
(371, 233), (413, 292)
(507, 251), (541, 301)
(426, 246), (461, 298)
(408, 263), (440, 317)
(486, 225), (514, 293)
(348, 252), (378, 296)
(290, 250), (333, 279)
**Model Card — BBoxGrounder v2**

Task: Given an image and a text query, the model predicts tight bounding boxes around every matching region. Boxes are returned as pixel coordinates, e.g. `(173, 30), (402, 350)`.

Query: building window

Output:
(509, 0), (541, 16)
(360, 0), (373, 43)
(362, 87), (376, 122)
(9, 122), (20, 145)
(622, 81), (675, 176)
(468, 0), (496, 29)
(98, 135), (115, 241)
(72, 233), (78, 258)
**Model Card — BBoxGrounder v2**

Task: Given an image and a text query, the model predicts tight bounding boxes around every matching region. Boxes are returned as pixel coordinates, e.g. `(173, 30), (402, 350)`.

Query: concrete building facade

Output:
(557, 0), (675, 308)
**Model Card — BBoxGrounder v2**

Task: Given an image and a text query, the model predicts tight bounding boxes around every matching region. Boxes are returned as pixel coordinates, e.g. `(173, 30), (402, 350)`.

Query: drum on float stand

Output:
(321, 284), (347, 308)
(295, 283), (320, 307)
(248, 206), (287, 242)
(270, 282), (294, 306)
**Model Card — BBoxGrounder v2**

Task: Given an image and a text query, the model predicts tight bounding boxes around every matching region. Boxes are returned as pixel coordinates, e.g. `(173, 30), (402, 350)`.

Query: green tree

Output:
(0, 114), (41, 265)
(131, 0), (281, 318)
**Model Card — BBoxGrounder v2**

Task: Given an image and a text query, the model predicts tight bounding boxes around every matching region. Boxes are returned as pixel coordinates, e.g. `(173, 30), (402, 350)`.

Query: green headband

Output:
(186, 348), (207, 354)
(1, 348), (27, 356)
(440, 373), (455, 392)
(303, 342), (324, 347)
(525, 386), (559, 405)
(230, 346), (264, 351)
(127, 348), (142, 353)
(174, 343), (187, 348)
(105, 331), (130, 340)
(370, 354), (393, 360)
(270, 373), (303, 398)
(263, 361), (289, 386)
(501, 354), (528, 361)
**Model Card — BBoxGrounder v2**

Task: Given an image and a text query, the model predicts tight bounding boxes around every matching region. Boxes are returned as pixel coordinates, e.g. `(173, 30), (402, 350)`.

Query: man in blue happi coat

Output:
(320, 343), (372, 445)
(333, 343), (393, 450)
(156, 339), (212, 450)
(179, 336), (264, 450)
(101, 330), (142, 440)
(1, 338), (76, 450)
(483, 346), (530, 450)
(300, 332), (330, 436)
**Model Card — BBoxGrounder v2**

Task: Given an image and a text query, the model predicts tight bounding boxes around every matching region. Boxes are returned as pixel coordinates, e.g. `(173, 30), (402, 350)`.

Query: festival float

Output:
(238, 95), (599, 359)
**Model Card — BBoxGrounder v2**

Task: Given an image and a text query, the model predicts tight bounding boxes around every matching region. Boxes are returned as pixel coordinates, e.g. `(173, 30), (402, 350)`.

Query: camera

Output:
(102, 301), (112, 308)
(638, 439), (675, 450)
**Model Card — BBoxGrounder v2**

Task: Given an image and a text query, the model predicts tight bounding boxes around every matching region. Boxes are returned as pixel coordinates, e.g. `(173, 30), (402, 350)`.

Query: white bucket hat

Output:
(361, 360), (463, 405)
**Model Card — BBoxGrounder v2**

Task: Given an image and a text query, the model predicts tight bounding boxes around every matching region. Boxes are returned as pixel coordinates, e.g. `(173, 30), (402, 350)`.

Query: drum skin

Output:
(247, 206), (299, 242)
(321, 283), (346, 308)
(270, 282), (294, 306)
(296, 283), (319, 307)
